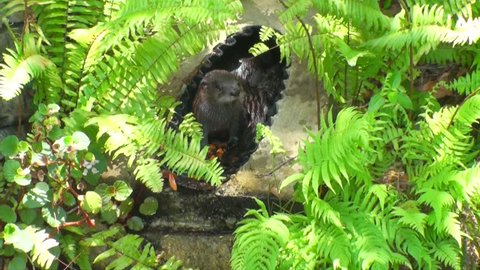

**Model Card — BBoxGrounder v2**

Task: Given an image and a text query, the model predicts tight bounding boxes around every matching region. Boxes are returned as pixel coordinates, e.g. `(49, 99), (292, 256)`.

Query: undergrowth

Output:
(233, 0), (480, 269)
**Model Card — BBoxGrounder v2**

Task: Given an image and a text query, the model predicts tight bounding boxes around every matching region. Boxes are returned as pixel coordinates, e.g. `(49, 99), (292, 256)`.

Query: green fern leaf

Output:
(0, 35), (60, 101)
(432, 240), (461, 270)
(393, 201), (428, 236)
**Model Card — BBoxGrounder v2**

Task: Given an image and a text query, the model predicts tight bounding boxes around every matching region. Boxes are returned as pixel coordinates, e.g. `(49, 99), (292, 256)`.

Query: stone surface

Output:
(154, 233), (233, 270)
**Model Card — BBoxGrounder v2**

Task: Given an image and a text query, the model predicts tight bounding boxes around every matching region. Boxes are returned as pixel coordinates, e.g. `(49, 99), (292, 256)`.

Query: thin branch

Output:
(260, 156), (297, 177)
(446, 87), (480, 130)
(279, 0), (322, 130)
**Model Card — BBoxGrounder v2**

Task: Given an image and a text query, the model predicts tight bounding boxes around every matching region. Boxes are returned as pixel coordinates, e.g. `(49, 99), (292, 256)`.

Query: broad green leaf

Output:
(0, 205), (16, 223)
(126, 216), (144, 231)
(14, 166), (31, 186)
(95, 183), (112, 203)
(396, 92), (413, 110)
(336, 40), (368, 66)
(18, 208), (38, 225)
(47, 126), (64, 141)
(390, 72), (402, 89)
(3, 160), (21, 182)
(0, 136), (19, 157)
(63, 192), (76, 207)
(7, 253), (27, 270)
(113, 180), (132, 201)
(17, 141), (29, 152)
(47, 104), (60, 114)
(42, 206), (67, 228)
(82, 191), (102, 214)
(139, 197), (158, 216)
(22, 182), (50, 208)
(119, 198), (134, 218)
(101, 202), (119, 225)
(279, 173), (304, 191)
(72, 131), (90, 150)
(368, 94), (385, 113)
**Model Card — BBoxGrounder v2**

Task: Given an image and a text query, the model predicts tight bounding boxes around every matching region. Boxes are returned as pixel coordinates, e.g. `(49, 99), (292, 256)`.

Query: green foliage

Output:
(255, 123), (286, 155)
(1, 0), (242, 192)
(231, 199), (290, 270)
(80, 227), (183, 269)
(233, 1), (480, 269)
(234, 100), (480, 269)
(1, 0), (243, 268)
(0, 103), (188, 268)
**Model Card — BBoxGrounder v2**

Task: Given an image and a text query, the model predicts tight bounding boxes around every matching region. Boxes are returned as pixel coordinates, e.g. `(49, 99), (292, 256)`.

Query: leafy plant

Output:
(233, 0), (480, 269)
(0, 0), (243, 191)
(0, 0), (243, 268)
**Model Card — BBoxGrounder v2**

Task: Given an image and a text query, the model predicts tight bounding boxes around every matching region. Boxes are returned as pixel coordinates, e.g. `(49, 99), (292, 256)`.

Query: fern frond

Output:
(431, 240), (461, 270)
(87, 114), (224, 191)
(365, 5), (480, 52)
(0, 36), (60, 101)
(232, 199), (290, 270)
(29, 0), (106, 107)
(103, 0), (126, 21)
(452, 94), (480, 138)
(395, 228), (433, 268)
(93, 234), (157, 269)
(34, 0), (105, 68)
(421, 47), (476, 65)
(279, 0), (312, 22)
(133, 158), (164, 192)
(0, 0), (24, 20)
(311, 0), (392, 31)
(394, 201), (428, 236)
(297, 108), (376, 197)
(411, 0), (478, 17)
(141, 119), (224, 185)
(444, 69), (480, 94)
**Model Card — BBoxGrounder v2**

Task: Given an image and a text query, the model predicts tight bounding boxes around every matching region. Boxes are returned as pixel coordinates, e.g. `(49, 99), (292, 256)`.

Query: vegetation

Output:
(0, 0), (241, 268)
(232, 0), (480, 269)
(1, 0), (480, 269)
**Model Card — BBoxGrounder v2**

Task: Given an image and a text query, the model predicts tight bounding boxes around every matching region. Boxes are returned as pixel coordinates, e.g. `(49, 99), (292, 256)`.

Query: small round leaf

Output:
(3, 224), (34, 252)
(139, 197), (158, 216)
(22, 182), (50, 208)
(47, 104), (60, 114)
(126, 216), (144, 231)
(63, 192), (76, 207)
(42, 206), (67, 228)
(95, 183), (112, 203)
(72, 132), (90, 150)
(0, 205), (16, 223)
(3, 160), (20, 182)
(17, 141), (29, 152)
(82, 191), (102, 214)
(113, 181), (132, 202)
(7, 253), (27, 270)
(0, 136), (19, 157)
(101, 202), (119, 225)
(18, 208), (38, 225)
(119, 198), (134, 218)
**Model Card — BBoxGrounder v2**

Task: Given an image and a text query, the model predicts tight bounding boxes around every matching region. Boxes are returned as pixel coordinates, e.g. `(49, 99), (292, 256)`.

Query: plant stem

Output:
(279, 0), (322, 130)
